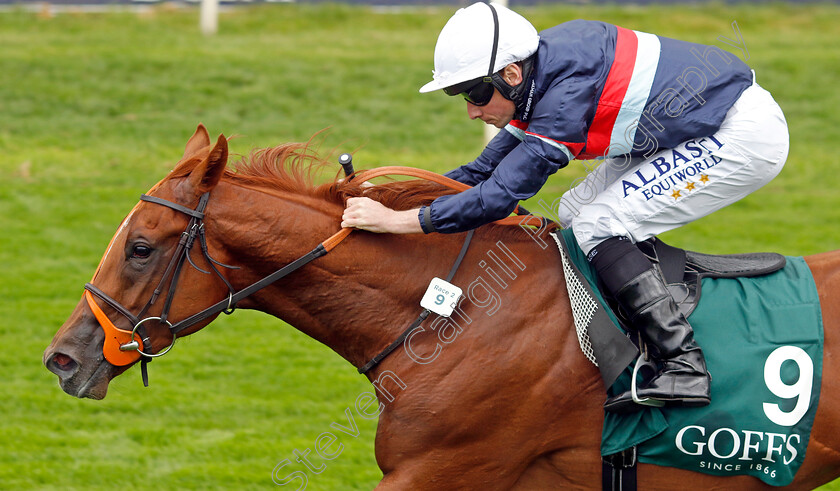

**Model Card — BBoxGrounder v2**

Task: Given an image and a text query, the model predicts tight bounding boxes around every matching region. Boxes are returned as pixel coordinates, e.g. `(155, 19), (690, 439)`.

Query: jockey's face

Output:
(466, 89), (516, 128)
(465, 63), (522, 129)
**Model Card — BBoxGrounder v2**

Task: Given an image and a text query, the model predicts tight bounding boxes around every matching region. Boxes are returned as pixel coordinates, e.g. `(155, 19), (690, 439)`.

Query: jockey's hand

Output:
(341, 197), (423, 234)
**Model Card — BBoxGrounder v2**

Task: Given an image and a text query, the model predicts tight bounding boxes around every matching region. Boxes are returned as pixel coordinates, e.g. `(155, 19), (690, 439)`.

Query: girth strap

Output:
(602, 447), (638, 491)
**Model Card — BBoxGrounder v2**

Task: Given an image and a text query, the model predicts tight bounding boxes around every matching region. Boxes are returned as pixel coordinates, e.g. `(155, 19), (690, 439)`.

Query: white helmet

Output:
(419, 2), (539, 94)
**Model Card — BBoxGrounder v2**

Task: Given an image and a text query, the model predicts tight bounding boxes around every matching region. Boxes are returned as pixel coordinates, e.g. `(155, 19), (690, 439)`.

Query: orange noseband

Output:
(84, 290), (142, 366)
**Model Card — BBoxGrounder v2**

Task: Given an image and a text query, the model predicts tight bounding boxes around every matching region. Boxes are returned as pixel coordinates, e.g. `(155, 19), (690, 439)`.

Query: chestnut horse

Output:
(44, 126), (840, 489)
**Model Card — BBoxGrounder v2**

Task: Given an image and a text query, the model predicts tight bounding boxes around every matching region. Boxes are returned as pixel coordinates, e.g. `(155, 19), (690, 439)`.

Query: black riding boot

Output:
(602, 269), (711, 413)
(587, 237), (711, 414)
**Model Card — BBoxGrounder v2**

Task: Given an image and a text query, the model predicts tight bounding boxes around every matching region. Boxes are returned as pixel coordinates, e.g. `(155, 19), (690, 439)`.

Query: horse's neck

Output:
(209, 183), (590, 390)
(209, 183), (456, 369)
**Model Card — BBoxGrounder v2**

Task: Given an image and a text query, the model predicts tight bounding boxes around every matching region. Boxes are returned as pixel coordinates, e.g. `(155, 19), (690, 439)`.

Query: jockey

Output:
(341, 2), (789, 412)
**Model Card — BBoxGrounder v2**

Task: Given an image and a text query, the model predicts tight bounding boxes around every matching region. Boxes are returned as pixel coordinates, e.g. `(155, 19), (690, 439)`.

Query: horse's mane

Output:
(167, 138), (555, 241)
(168, 139), (457, 211)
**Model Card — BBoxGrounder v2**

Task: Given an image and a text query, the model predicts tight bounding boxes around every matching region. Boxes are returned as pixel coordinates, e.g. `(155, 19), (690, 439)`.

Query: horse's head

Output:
(44, 124), (234, 399)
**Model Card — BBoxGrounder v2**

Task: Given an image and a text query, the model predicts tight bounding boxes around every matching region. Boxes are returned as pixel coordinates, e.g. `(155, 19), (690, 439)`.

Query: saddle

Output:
(632, 237), (787, 318)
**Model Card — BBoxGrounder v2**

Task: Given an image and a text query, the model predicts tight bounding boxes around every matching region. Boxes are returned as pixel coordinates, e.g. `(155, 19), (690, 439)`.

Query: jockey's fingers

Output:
(345, 196), (373, 208)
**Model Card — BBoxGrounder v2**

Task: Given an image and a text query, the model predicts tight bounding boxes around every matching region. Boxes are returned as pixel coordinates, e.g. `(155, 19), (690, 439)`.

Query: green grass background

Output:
(2, 3), (839, 489)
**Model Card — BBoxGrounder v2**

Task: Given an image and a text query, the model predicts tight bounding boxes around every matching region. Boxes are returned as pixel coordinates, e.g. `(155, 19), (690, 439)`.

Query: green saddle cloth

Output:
(559, 229), (823, 486)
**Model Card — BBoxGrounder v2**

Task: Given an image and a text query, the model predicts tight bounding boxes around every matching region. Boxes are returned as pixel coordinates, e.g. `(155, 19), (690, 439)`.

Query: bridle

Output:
(83, 189), (352, 385)
(82, 165), (546, 385)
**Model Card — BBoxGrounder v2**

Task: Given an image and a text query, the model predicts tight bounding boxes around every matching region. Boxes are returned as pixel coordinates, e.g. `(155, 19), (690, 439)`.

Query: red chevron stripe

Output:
(584, 26), (638, 157)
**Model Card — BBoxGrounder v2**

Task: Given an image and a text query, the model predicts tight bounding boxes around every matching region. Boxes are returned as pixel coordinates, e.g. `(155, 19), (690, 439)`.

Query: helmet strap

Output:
(484, 3), (537, 121)
(492, 54), (537, 119)
(485, 3), (500, 79)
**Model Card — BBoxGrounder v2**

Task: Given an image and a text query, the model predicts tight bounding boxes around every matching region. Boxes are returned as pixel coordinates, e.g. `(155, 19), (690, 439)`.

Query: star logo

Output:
(671, 190), (682, 200)
(685, 181), (696, 191)
(699, 174), (710, 184)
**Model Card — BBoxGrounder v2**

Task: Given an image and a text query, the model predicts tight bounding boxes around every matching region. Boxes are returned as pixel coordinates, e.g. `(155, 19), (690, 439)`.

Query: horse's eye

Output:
(131, 244), (152, 259)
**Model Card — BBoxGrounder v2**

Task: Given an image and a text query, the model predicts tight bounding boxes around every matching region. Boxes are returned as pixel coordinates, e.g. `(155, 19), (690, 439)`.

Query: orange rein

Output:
(320, 166), (546, 252)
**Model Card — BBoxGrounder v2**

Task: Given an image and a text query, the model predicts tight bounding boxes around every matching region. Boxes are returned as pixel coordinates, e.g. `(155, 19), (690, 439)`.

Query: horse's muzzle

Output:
(43, 343), (114, 400)
(45, 351), (80, 379)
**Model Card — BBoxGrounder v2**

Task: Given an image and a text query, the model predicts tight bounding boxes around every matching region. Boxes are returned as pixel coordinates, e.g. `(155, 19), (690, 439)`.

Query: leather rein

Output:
(83, 166), (545, 385)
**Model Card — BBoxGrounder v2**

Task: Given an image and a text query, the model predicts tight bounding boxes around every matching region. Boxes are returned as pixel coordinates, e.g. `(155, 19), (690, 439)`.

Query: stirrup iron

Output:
(630, 354), (665, 408)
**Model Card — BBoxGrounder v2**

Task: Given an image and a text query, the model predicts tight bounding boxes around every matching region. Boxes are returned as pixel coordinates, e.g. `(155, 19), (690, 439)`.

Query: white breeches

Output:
(557, 76), (789, 254)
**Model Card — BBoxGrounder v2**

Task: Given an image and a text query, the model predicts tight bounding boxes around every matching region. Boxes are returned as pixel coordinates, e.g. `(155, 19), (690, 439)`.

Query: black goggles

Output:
(443, 76), (495, 106)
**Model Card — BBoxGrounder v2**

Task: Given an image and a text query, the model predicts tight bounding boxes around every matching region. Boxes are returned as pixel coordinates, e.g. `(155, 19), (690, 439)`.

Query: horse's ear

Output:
(185, 134), (228, 196)
(183, 123), (211, 159)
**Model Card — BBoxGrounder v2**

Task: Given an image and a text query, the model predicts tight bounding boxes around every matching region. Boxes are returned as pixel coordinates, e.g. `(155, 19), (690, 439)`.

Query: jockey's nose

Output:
(467, 102), (483, 120)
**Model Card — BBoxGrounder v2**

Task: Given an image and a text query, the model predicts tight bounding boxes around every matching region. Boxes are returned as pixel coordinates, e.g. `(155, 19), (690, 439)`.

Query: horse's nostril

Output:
(49, 352), (79, 374)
